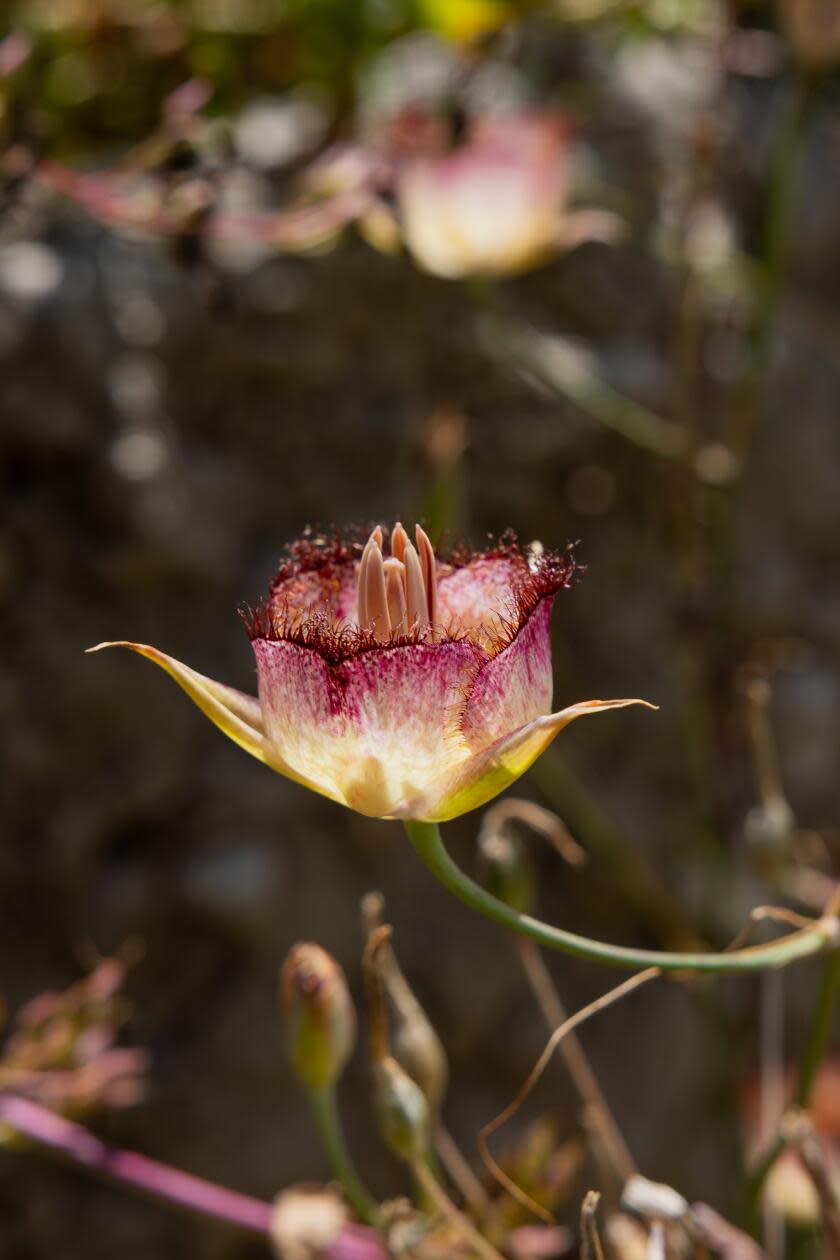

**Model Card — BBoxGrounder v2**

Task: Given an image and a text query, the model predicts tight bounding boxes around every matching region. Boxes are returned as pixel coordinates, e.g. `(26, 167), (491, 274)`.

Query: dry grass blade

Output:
(516, 937), (636, 1184)
(478, 968), (660, 1222)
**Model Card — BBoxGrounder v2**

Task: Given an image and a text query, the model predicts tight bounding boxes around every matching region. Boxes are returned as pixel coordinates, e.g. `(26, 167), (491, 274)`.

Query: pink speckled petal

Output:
(253, 638), (483, 817)
(400, 697), (657, 822)
(436, 556), (524, 641)
(271, 563), (360, 627)
(460, 596), (555, 751)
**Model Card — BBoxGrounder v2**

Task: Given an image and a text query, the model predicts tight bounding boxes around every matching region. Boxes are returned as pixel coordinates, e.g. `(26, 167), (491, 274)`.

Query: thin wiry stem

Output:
(433, 1119), (492, 1217)
(404, 821), (839, 974)
(410, 1157), (505, 1260)
(515, 937), (636, 1184)
(479, 968), (660, 1222)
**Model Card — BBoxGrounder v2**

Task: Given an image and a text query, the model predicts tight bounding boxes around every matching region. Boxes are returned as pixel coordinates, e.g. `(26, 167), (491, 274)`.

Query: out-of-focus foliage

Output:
(2, 1), (809, 158)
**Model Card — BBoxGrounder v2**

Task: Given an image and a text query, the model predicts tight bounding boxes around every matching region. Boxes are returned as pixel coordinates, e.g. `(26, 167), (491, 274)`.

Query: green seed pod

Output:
(280, 943), (356, 1094)
(477, 827), (535, 914)
(373, 1054), (430, 1164)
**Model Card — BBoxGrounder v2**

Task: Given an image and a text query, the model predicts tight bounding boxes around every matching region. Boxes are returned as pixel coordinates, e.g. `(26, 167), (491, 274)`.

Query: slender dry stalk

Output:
(515, 937), (636, 1185)
(433, 1120), (492, 1218)
(479, 968), (660, 1222)
(410, 1158), (505, 1260)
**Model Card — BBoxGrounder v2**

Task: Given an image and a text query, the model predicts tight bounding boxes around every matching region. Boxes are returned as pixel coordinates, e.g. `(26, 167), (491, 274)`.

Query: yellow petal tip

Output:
(86, 640), (152, 656)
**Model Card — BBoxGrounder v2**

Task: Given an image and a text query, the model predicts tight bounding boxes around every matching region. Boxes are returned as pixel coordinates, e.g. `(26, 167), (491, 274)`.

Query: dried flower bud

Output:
(391, 1000), (448, 1118)
(280, 944), (356, 1094)
(477, 828), (535, 914)
(361, 892), (448, 1113)
(373, 1054), (430, 1164)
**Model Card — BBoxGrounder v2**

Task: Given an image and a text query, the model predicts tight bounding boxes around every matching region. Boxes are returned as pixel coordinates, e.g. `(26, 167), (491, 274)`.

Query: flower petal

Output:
(86, 641), (324, 795)
(436, 555), (525, 641)
(253, 638), (482, 817)
(400, 697), (657, 822)
(460, 596), (554, 751)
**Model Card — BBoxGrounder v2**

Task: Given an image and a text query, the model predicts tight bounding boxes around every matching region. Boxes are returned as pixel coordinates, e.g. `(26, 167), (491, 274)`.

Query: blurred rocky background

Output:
(2, 1), (840, 1256)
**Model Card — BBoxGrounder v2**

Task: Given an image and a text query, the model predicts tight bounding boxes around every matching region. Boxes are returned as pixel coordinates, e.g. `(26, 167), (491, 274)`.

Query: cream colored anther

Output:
(415, 525), (438, 627)
(360, 537), (389, 641)
(391, 521), (409, 566)
(384, 558), (407, 636)
(357, 523), (439, 642)
(403, 542), (430, 632)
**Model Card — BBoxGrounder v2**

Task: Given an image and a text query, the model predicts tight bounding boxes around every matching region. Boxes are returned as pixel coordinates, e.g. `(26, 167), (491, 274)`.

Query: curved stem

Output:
(404, 821), (838, 974)
(310, 1086), (379, 1225)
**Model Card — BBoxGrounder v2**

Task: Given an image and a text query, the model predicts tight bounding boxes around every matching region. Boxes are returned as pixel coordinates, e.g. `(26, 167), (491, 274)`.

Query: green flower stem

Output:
(310, 1085), (379, 1225)
(404, 821), (839, 974)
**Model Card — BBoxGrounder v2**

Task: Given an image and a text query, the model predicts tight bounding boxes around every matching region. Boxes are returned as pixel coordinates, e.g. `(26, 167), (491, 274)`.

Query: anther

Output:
(415, 525), (438, 628)
(391, 522), (409, 566)
(357, 523), (438, 640)
(357, 539), (373, 630)
(384, 558), (407, 636)
(403, 542), (429, 632)
(365, 539), (390, 641)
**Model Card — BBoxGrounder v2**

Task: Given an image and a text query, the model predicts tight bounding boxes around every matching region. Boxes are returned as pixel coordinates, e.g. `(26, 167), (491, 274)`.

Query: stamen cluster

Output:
(357, 523), (437, 642)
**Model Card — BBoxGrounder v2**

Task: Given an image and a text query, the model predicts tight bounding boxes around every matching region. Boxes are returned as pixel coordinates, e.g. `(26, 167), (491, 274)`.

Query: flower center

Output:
(357, 523), (438, 642)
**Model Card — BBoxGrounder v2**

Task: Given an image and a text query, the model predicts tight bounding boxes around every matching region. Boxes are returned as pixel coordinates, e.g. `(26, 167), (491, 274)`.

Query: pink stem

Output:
(0, 1093), (389, 1257)
(0, 1092), (273, 1235)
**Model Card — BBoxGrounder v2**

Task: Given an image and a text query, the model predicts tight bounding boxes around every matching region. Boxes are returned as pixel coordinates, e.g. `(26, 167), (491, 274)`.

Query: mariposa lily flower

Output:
(90, 526), (650, 822)
(395, 114), (621, 280)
